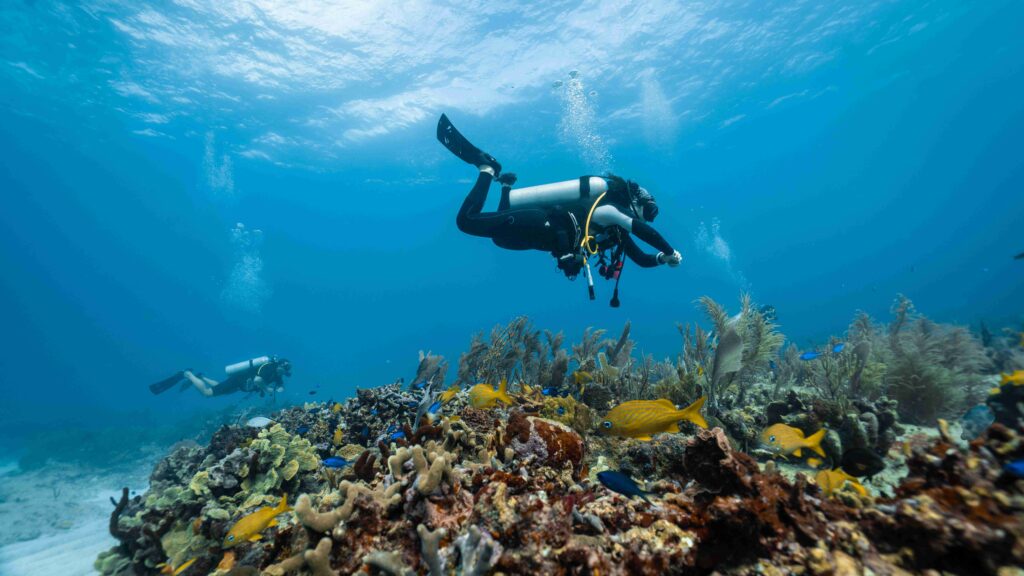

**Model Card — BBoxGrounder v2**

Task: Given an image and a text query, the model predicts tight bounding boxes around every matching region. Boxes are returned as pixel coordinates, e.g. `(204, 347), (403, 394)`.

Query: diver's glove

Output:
(657, 250), (682, 267)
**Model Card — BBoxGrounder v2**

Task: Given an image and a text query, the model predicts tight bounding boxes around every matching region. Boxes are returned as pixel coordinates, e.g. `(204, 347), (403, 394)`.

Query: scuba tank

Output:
(507, 176), (609, 210)
(225, 356), (270, 376)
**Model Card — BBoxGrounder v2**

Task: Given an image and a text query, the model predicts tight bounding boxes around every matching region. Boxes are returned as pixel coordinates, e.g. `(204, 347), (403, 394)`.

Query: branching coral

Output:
(417, 524), (447, 576)
(456, 526), (503, 576)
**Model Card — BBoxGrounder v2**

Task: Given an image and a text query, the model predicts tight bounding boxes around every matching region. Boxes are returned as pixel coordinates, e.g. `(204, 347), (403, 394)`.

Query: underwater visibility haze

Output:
(1, 1), (1024, 575)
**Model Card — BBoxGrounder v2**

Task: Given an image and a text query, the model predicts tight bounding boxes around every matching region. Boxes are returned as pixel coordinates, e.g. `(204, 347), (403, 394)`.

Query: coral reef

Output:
(96, 302), (1021, 575)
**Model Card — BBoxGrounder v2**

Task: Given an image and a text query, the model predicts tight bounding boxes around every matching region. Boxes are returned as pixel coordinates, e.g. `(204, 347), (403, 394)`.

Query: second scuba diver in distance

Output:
(437, 113), (682, 306)
(148, 355), (292, 398)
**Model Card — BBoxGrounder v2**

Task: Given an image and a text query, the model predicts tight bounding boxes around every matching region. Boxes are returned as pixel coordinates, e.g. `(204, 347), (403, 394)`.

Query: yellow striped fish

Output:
(598, 396), (708, 440)
(815, 468), (867, 498)
(440, 385), (460, 403)
(468, 378), (514, 409)
(223, 495), (290, 548)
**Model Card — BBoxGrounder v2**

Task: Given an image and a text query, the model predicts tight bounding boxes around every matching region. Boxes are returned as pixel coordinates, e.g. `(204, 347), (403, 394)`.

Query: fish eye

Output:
(769, 435), (776, 443)
(602, 421), (612, 429)
(227, 535), (235, 541)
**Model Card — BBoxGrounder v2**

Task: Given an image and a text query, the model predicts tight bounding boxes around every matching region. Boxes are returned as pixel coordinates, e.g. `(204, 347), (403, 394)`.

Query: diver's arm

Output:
(592, 205), (675, 254)
(630, 220), (674, 255)
(620, 235), (660, 268)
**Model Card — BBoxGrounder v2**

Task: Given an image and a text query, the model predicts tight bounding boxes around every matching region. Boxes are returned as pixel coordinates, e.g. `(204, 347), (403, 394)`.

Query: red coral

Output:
(353, 450), (377, 482)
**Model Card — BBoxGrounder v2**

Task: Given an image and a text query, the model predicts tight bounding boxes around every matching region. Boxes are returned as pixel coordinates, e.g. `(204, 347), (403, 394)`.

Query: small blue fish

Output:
(799, 351), (821, 361)
(308, 390), (318, 396)
(295, 425), (310, 434)
(412, 381), (426, 390)
(1004, 459), (1024, 478)
(322, 457), (350, 469)
(386, 424), (398, 434)
(769, 360), (777, 371)
(405, 400), (419, 408)
(427, 401), (441, 415)
(597, 471), (651, 503)
(832, 343), (845, 354)
(960, 404), (995, 440)
(370, 409), (379, 416)
(389, 431), (406, 441)
(556, 406), (566, 416)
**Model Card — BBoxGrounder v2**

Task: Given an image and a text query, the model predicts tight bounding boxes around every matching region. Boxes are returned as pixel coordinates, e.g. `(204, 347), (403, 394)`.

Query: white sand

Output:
(0, 464), (150, 576)
(0, 517), (111, 576)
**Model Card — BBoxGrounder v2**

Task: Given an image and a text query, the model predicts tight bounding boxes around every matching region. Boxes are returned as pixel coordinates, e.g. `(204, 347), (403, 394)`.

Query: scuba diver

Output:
(148, 355), (292, 398)
(438, 114), (681, 307)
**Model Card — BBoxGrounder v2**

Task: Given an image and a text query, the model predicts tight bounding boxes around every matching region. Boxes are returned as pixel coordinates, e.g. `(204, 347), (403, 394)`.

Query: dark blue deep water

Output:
(1, 1), (1022, 452)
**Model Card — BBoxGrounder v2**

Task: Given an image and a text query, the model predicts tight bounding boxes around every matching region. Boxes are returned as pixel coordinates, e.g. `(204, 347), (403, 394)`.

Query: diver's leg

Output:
(184, 371), (214, 397)
(457, 170), (561, 249)
(455, 170), (495, 235)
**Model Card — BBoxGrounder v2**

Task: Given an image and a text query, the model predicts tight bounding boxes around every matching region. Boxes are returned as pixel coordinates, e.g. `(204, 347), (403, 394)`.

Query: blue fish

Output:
(389, 431), (406, 441)
(1004, 459), (1024, 478)
(597, 471), (650, 503)
(769, 360), (777, 371)
(832, 343), (845, 354)
(386, 424), (398, 434)
(405, 400), (419, 408)
(322, 457), (350, 469)
(556, 406), (566, 416)
(370, 409), (379, 416)
(799, 351), (821, 361)
(427, 401), (441, 415)
(960, 404), (995, 440)
(295, 425), (310, 434)
(412, 381), (426, 390)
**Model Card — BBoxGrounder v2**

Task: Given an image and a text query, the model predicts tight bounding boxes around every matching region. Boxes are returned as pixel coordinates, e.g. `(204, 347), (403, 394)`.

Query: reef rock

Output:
(504, 411), (587, 480)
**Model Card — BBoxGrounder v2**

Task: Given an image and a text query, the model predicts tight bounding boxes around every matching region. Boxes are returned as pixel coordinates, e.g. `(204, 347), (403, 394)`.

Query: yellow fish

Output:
(468, 378), (514, 409)
(158, 558), (196, 576)
(331, 403), (342, 414)
(573, 371), (593, 385)
(760, 423), (826, 458)
(440, 385), (460, 404)
(333, 427), (343, 446)
(224, 494), (290, 548)
(807, 457), (824, 469)
(815, 468), (867, 498)
(697, 365), (704, 377)
(1000, 370), (1024, 386)
(598, 396), (708, 440)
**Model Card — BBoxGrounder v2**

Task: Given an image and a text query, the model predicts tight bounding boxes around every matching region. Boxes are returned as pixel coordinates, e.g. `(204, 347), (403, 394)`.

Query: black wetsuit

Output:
(212, 361), (287, 397)
(456, 172), (674, 266)
(457, 172), (571, 253)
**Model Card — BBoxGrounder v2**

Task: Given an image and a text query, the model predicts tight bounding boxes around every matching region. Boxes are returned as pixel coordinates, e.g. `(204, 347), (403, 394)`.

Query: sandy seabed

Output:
(0, 461), (150, 576)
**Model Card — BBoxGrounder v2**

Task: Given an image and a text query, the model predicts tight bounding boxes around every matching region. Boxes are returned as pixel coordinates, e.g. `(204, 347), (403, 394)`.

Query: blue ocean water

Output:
(1, 0), (1022, 449)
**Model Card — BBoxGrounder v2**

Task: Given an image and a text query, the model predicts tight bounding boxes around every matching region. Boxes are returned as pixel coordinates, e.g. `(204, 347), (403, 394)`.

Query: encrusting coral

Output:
(96, 301), (1022, 576)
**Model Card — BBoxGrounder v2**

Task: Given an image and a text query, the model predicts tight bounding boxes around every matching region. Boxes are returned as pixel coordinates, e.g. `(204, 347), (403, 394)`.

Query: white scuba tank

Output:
(225, 356), (270, 376)
(507, 176), (609, 210)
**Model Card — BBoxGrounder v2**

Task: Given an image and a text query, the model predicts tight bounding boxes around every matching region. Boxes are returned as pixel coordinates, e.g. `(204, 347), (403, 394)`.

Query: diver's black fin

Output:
(149, 371), (185, 395)
(436, 113), (500, 173)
